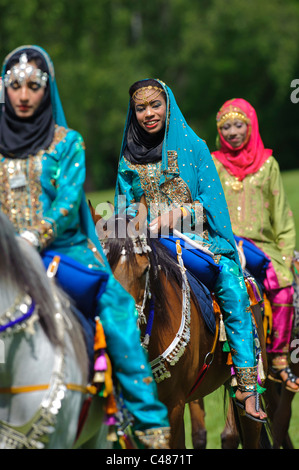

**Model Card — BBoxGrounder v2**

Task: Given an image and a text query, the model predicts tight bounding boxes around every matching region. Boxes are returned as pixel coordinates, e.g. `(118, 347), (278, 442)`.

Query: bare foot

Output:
(235, 390), (267, 421)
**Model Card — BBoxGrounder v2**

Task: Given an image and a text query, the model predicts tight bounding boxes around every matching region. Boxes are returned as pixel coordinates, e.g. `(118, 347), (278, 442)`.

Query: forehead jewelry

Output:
(132, 85), (163, 105)
(216, 105), (249, 128)
(4, 53), (48, 88)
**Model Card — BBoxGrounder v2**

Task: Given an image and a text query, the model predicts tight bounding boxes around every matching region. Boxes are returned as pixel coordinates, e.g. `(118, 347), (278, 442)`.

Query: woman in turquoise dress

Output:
(0, 46), (169, 447)
(114, 79), (267, 422)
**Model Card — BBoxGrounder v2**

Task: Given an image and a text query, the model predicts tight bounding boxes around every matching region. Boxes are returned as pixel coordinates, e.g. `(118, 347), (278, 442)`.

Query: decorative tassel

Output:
(142, 333), (150, 348)
(230, 366), (237, 387)
(93, 371), (105, 383)
(103, 354), (113, 396)
(93, 350), (107, 385)
(257, 352), (266, 383)
(213, 296), (227, 341)
(118, 433), (137, 449)
(219, 313), (227, 342)
(226, 352), (233, 365)
(248, 277), (262, 303)
(105, 394), (118, 442)
(107, 425), (118, 442)
(105, 392), (118, 415)
(245, 278), (259, 306)
(262, 293), (272, 343)
(120, 246), (127, 264)
(231, 376), (238, 387)
(94, 317), (106, 351)
(94, 352), (107, 371)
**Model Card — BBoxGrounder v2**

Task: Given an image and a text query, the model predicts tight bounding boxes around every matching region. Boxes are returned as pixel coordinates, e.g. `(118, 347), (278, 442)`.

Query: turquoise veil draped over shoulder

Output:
(0, 45), (106, 265)
(116, 78), (240, 266)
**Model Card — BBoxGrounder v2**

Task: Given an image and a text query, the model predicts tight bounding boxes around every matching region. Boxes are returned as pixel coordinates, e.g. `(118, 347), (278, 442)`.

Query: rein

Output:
(187, 309), (220, 398)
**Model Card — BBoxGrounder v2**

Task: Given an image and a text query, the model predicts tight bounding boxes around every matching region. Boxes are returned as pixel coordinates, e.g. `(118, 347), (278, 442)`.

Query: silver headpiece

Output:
(4, 53), (48, 88)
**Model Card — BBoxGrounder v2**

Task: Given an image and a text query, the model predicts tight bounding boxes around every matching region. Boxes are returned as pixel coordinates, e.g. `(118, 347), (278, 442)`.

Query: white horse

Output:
(0, 213), (110, 449)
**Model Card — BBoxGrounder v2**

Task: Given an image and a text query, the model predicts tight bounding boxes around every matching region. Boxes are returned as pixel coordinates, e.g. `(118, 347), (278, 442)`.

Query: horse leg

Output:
(168, 400), (186, 449)
(266, 361), (299, 449)
(221, 397), (240, 449)
(235, 409), (263, 449)
(188, 398), (207, 449)
(270, 386), (294, 449)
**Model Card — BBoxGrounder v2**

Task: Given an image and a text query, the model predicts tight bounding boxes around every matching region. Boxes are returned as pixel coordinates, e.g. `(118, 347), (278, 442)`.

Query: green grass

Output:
(183, 389), (299, 449)
(87, 169), (299, 448)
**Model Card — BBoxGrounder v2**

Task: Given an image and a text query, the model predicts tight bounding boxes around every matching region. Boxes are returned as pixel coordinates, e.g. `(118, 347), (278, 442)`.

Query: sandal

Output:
(234, 392), (267, 423)
(268, 366), (299, 393)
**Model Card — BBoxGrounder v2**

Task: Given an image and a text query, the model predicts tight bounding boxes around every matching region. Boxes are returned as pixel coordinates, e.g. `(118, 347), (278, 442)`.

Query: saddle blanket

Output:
(186, 270), (216, 335)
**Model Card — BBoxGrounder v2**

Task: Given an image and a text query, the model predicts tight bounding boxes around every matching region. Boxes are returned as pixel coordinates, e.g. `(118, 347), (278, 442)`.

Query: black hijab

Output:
(0, 48), (55, 159)
(124, 112), (165, 164)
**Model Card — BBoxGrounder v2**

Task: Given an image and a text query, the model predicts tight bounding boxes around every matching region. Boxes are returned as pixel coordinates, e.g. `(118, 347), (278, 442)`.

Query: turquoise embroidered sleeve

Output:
(42, 131), (86, 238)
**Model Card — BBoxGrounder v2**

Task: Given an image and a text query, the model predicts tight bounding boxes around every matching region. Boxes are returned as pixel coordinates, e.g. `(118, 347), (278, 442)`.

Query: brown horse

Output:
(95, 211), (269, 449)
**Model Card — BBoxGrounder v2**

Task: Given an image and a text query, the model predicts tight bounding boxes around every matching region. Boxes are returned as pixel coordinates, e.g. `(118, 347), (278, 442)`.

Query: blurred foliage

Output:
(1, 0), (299, 190)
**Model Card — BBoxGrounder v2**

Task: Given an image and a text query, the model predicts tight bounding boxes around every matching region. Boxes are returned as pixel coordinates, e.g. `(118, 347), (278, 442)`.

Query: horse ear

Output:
(130, 194), (148, 235)
(88, 199), (102, 225)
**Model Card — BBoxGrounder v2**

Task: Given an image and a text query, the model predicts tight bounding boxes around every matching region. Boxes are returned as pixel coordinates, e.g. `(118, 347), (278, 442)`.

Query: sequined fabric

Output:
(115, 80), (257, 373)
(213, 156), (295, 288)
(0, 47), (170, 434)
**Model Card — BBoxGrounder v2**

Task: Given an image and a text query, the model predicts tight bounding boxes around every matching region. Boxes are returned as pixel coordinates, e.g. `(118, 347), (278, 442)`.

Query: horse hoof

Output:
(192, 430), (207, 450)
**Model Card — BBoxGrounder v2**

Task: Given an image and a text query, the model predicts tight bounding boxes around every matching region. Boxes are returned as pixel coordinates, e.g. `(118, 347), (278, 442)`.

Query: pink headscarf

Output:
(213, 98), (272, 181)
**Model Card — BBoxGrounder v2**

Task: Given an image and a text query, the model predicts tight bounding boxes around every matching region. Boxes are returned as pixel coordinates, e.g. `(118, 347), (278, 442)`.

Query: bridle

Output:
(112, 235), (192, 383)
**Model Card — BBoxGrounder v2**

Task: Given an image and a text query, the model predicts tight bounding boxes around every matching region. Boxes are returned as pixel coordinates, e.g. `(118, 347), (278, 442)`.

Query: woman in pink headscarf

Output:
(212, 98), (298, 392)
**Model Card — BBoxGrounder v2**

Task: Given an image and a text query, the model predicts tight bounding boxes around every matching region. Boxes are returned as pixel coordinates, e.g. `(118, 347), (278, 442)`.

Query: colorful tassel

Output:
(245, 278), (259, 306)
(93, 371), (105, 383)
(230, 367), (237, 387)
(213, 296), (227, 341)
(226, 352), (233, 365)
(94, 352), (107, 371)
(120, 247), (127, 264)
(118, 434), (137, 449)
(262, 293), (272, 343)
(219, 313), (227, 342)
(105, 392), (118, 415)
(94, 317), (107, 350)
(257, 352), (266, 383)
(107, 425), (118, 442)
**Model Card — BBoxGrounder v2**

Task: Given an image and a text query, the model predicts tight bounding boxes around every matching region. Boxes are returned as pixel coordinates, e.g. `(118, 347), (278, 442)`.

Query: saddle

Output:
(234, 235), (270, 282)
(42, 250), (109, 319)
(157, 235), (222, 291)
(157, 235), (217, 334)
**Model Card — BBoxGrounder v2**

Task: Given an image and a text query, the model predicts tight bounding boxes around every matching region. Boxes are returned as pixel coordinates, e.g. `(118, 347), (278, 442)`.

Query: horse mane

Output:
(102, 215), (199, 325)
(0, 213), (88, 374)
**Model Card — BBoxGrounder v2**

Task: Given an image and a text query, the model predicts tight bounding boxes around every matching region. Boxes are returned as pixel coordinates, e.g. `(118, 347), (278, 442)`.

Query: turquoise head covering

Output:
(117, 79), (240, 265)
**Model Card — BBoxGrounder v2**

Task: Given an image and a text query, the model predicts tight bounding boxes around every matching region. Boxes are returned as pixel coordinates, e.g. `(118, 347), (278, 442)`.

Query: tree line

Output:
(1, 0), (299, 190)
